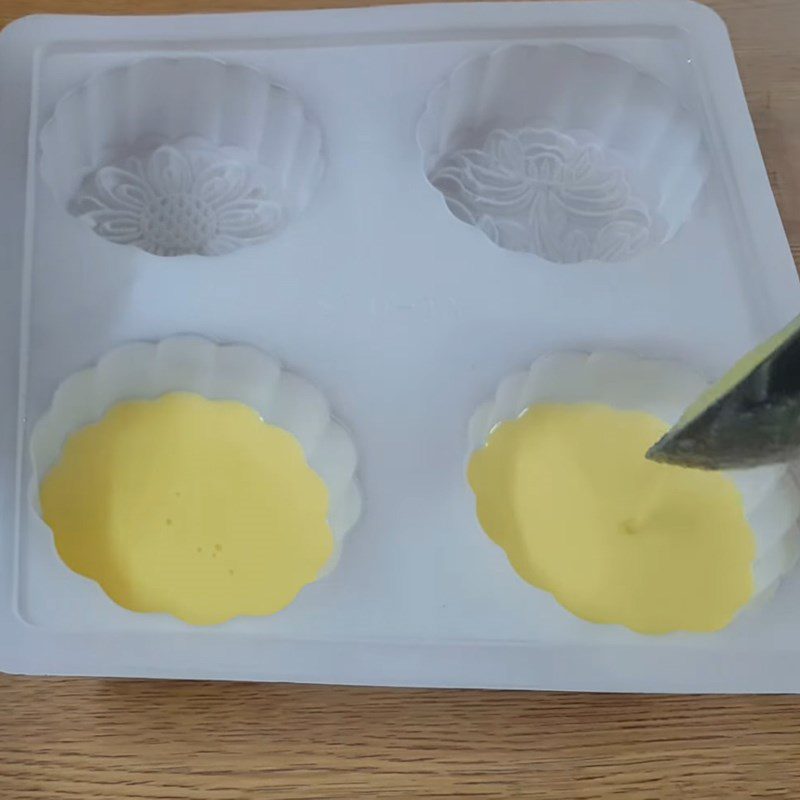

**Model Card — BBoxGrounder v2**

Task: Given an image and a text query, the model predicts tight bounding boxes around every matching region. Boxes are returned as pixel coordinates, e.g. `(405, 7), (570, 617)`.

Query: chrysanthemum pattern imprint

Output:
(430, 128), (657, 264)
(73, 138), (282, 257)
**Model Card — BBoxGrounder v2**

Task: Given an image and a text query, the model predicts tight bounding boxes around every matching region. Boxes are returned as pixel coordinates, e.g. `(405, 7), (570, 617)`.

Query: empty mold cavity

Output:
(39, 58), (324, 257)
(417, 45), (710, 264)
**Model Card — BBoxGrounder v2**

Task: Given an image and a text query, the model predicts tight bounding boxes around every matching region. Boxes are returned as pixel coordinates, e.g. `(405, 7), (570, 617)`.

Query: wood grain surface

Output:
(2, 1), (800, 798)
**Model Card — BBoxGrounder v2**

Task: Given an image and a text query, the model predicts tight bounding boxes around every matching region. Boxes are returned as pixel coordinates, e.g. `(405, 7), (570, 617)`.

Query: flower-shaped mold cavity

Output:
(418, 45), (709, 264)
(39, 58), (324, 257)
(468, 352), (800, 623)
(29, 337), (362, 621)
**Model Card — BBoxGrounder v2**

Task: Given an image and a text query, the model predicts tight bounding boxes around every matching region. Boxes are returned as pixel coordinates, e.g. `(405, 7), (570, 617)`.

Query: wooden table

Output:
(2, 1), (800, 797)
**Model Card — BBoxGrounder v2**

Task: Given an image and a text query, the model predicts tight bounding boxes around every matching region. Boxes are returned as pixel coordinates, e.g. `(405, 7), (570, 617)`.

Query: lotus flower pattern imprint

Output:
(73, 137), (283, 257)
(430, 128), (656, 263)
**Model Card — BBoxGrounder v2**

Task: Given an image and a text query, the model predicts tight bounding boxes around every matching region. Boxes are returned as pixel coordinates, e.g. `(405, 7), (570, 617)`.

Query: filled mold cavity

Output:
(417, 44), (710, 264)
(467, 352), (800, 634)
(29, 337), (362, 625)
(39, 58), (324, 257)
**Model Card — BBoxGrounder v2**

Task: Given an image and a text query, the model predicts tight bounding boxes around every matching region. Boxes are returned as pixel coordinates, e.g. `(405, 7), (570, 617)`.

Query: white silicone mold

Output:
(3, 2), (800, 690)
(418, 44), (710, 264)
(39, 58), (324, 257)
(29, 337), (362, 603)
(468, 351), (800, 606)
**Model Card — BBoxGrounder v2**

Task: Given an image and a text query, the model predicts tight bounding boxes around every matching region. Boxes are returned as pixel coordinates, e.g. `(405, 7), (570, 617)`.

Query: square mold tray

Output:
(1, 1), (800, 691)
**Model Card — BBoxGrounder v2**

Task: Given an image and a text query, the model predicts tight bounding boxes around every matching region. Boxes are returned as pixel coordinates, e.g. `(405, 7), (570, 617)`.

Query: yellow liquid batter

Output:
(468, 403), (756, 634)
(40, 392), (334, 625)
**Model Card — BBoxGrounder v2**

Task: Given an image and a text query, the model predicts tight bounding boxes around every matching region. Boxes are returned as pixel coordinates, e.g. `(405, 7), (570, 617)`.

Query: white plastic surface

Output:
(1, 1), (800, 691)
